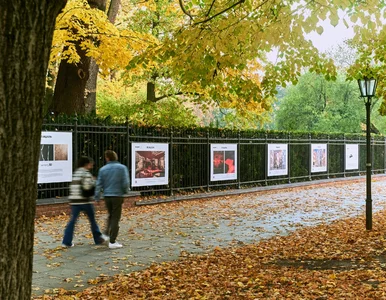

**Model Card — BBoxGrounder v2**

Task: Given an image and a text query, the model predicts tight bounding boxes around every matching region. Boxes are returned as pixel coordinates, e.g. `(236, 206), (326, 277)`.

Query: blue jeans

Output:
(62, 204), (103, 246)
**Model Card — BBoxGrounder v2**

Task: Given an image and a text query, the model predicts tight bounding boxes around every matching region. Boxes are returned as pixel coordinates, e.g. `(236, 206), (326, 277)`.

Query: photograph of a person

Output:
(213, 151), (225, 174)
(267, 144), (288, 176)
(39, 144), (54, 161)
(135, 151), (165, 179)
(312, 148), (326, 168)
(54, 144), (68, 161)
(210, 144), (237, 181)
(311, 144), (327, 173)
(269, 150), (286, 170)
(224, 151), (235, 174)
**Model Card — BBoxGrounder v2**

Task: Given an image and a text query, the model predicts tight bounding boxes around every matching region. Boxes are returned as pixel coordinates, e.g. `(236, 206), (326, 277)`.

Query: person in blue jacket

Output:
(95, 150), (130, 249)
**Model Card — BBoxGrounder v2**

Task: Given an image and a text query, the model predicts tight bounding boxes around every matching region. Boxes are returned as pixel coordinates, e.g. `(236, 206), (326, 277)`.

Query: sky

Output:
(267, 18), (355, 63)
(306, 20), (355, 53)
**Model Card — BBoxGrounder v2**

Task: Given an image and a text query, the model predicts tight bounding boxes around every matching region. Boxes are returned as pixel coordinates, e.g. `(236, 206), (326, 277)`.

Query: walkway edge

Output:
(135, 174), (386, 206)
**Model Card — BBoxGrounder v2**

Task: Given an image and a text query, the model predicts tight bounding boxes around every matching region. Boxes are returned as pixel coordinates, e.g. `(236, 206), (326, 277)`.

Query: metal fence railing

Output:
(37, 116), (386, 200)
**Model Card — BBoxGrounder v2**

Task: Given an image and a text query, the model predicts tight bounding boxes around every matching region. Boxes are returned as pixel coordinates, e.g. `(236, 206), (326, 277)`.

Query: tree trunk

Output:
(84, 0), (121, 114)
(54, 0), (121, 115)
(85, 59), (99, 114)
(0, 1), (66, 299)
(147, 81), (156, 102)
(107, 0), (121, 23)
(52, 45), (91, 114)
(52, 0), (105, 115)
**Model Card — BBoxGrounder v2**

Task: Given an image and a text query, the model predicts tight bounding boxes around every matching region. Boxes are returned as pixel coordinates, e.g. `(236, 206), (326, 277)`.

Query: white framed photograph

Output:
(267, 144), (288, 176)
(210, 144), (237, 181)
(345, 144), (359, 170)
(311, 144), (327, 173)
(38, 131), (73, 183)
(131, 143), (168, 187)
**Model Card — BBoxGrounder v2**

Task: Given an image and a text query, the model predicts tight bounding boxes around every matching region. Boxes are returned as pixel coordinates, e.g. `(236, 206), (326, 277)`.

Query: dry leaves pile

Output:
(35, 208), (386, 299)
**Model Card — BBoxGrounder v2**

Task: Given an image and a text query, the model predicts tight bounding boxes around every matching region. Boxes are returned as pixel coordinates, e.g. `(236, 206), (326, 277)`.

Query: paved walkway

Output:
(32, 177), (386, 297)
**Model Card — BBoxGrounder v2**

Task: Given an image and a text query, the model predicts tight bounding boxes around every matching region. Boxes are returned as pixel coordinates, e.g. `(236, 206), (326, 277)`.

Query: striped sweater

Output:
(68, 167), (95, 205)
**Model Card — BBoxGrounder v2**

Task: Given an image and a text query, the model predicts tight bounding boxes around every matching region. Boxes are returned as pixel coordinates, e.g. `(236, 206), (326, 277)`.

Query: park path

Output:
(32, 177), (386, 297)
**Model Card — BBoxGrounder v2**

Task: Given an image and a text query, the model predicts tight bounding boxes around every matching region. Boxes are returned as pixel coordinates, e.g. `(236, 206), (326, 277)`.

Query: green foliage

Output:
(50, 0), (386, 123)
(274, 72), (366, 133)
(206, 108), (271, 130)
(96, 79), (199, 127)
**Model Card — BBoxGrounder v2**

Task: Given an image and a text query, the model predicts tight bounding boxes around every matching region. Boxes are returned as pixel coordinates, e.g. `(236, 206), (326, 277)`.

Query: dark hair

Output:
(225, 151), (235, 160)
(77, 156), (94, 168)
(105, 150), (118, 161)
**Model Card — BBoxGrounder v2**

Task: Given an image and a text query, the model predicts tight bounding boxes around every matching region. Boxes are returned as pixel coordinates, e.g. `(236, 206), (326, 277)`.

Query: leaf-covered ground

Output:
(33, 179), (386, 299)
(35, 209), (386, 299)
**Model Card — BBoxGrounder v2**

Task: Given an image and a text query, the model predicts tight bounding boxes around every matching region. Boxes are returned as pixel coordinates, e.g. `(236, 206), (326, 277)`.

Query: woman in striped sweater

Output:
(62, 157), (108, 247)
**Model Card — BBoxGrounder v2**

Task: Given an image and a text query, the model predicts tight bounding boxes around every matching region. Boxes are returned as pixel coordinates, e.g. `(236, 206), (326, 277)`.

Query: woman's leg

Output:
(62, 205), (81, 246)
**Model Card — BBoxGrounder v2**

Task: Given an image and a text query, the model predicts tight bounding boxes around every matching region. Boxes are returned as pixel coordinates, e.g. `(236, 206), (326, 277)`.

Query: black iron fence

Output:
(38, 116), (386, 200)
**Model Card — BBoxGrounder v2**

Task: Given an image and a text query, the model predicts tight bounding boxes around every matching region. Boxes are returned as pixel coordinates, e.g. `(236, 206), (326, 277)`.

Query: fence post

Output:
(343, 134), (346, 177)
(73, 115), (78, 169)
(265, 132), (268, 186)
(238, 130), (241, 189)
(384, 137), (386, 173)
(170, 128), (174, 196)
(309, 133), (312, 181)
(288, 132), (291, 184)
(126, 117), (130, 173)
(207, 129), (210, 192)
(327, 134), (330, 179)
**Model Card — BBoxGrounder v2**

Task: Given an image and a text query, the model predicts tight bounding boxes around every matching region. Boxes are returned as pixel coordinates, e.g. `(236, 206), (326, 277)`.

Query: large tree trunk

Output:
(51, 45), (92, 114)
(54, 0), (121, 115)
(84, 0), (121, 114)
(0, 1), (66, 299)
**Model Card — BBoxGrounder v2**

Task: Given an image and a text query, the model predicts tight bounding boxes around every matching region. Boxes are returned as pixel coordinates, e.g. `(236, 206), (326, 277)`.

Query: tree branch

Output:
(194, 0), (245, 26)
(178, 0), (194, 21)
(154, 91), (201, 102)
(206, 0), (216, 17)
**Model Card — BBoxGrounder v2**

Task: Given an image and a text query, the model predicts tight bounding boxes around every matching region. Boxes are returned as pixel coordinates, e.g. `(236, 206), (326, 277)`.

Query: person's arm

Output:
(82, 171), (95, 190)
(94, 170), (103, 201)
(122, 166), (130, 193)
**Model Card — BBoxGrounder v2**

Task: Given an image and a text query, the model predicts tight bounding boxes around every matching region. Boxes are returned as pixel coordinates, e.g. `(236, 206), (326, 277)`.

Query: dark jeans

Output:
(104, 197), (124, 243)
(62, 204), (103, 246)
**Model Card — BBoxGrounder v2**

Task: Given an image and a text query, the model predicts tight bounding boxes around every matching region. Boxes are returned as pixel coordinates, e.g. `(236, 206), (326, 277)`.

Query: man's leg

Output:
(104, 197), (113, 236)
(62, 205), (81, 246)
(108, 197), (124, 244)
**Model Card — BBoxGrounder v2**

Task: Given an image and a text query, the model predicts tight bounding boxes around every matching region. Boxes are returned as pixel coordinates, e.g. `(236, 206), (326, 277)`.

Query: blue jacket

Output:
(95, 161), (130, 200)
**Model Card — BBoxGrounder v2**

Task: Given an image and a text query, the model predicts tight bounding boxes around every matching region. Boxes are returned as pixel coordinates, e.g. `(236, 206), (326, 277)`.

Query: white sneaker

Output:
(109, 242), (123, 249)
(62, 243), (74, 248)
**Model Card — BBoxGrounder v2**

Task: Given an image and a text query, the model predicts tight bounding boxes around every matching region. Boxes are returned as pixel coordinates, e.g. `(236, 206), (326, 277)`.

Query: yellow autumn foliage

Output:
(50, 0), (157, 75)
(49, 0), (386, 120)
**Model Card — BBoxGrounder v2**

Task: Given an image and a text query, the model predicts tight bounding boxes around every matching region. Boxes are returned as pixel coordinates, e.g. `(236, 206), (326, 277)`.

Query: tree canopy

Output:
(96, 78), (200, 126)
(274, 71), (386, 134)
(49, 0), (386, 120)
